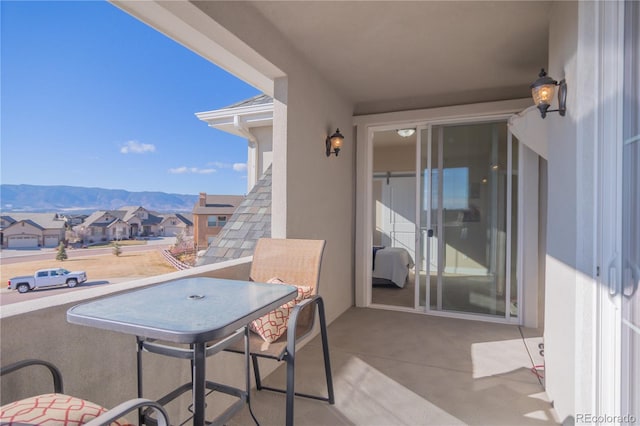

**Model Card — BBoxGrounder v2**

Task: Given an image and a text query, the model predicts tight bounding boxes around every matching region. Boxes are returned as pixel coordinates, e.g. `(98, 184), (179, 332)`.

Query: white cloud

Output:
(233, 163), (247, 172)
(209, 161), (232, 169)
(120, 140), (156, 154)
(169, 166), (216, 175)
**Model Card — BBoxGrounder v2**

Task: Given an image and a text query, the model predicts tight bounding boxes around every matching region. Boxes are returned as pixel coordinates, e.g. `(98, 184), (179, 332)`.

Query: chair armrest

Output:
(84, 398), (169, 426)
(286, 295), (323, 345)
(0, 359), (63, 393)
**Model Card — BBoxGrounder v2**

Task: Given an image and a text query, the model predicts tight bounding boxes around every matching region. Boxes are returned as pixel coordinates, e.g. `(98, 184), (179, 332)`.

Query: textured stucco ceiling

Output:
(248, 1), (552, 115)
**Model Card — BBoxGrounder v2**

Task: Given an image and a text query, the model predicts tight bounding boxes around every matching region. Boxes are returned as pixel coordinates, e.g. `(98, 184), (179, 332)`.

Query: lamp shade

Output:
(530, 68), (558, 118)
(397, 129), (416, 138)
(326, 128), (344, 156)
(531, 83), (556, 107)
(330, 132), (344, 150)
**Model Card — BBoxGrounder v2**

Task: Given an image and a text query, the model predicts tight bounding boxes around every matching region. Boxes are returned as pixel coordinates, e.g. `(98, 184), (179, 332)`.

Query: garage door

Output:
(44, 236), (59, 247)
(163, 227), (182, 236)
(8, 236), (38, 248)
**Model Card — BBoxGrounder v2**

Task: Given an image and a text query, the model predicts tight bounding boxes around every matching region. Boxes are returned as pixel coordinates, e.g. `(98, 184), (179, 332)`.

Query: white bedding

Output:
(372, 247), (414, 288)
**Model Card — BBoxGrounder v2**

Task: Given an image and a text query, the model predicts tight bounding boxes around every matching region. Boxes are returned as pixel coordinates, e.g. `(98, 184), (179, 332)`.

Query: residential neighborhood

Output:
(1, 195), (245, 250)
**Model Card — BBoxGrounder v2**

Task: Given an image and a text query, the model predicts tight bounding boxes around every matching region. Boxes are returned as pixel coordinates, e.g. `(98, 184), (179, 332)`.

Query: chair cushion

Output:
(0, 393), (132, 426)
(249, 278), (313, 343)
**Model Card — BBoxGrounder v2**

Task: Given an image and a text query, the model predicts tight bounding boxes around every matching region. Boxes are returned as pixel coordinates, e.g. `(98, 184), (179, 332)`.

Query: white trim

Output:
(424, 125), (432, 312)
(517, 139), (524, 324)
(506, 130), (513, 322)
(585, 0), (626, 419)
(195, 102), (274, 139)
(414, 127), (422, 311)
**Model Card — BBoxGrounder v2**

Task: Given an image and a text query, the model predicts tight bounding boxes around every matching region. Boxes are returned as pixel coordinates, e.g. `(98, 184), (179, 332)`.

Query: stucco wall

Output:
(190, 1), (355, 324)
(544, 1), (601, 421)
(252, 126), (273, 179)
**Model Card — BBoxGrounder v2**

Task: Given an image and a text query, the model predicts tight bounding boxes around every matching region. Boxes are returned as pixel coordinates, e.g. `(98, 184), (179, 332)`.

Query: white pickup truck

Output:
(8, 268), (88, 293)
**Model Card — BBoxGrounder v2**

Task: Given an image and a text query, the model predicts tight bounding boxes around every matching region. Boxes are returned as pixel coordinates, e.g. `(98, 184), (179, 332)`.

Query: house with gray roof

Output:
(76, 206), (192, 243)
(0, 213), (67, 248)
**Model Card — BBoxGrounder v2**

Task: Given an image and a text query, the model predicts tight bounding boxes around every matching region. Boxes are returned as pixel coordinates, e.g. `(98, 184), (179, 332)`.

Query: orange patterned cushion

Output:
(249, 278), (313, 343)
(0, 393), (133, 426)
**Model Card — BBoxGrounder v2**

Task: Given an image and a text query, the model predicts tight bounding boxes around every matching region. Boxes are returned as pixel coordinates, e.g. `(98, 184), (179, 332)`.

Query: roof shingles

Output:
(196, 166), (272, 266)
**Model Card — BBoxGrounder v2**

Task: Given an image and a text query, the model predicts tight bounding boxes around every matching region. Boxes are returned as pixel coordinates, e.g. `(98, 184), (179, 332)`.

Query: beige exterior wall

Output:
(193, 213), (226, 250)
(541, 1), (627, 420)
(252, 126), (273, 181)
(189, 1), (356, 323)
(542, 2), (581, 421)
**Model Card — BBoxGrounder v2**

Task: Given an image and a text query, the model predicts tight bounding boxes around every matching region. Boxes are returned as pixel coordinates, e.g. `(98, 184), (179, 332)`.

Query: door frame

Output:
(354, 99), (536, 325)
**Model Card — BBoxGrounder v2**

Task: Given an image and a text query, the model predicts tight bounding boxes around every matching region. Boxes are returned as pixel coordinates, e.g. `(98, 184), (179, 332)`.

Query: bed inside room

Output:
(371, 129), (418, 308)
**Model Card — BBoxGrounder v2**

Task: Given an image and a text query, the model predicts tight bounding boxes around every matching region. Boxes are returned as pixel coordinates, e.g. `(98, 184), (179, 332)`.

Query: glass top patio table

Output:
(67, 277), (298, 344)
(67, 277), (298, 425)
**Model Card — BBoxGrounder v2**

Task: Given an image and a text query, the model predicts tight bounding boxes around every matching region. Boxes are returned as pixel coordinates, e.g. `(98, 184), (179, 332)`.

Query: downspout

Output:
(234, 115), (258, 193)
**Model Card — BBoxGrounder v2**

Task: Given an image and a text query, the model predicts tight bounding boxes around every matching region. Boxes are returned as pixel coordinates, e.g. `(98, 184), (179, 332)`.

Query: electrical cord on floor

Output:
(248, 397), (260, 426)
(519, 326), (545, 386)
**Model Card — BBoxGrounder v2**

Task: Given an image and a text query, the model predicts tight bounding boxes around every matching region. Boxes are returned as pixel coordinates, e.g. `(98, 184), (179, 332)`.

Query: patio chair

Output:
(225, 238), (335, 426)
(0, 359), (170, 426)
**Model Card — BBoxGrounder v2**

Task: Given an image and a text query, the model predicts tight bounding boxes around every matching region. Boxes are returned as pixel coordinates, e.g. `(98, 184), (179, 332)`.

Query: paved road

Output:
(0, 237), (176, 264)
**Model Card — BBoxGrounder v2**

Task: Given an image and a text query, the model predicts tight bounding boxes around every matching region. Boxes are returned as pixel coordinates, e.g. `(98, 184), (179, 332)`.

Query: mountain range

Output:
(0, 184), (200, 213)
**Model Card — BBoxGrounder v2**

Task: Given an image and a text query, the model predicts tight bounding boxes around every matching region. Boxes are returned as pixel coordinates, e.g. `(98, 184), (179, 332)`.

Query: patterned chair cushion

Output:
(0, 393), (132, 426)
(249, 278), (313, 343)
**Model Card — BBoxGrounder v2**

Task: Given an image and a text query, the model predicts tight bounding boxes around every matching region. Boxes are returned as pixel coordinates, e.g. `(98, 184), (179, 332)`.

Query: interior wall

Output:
(373, 144), (415, 172)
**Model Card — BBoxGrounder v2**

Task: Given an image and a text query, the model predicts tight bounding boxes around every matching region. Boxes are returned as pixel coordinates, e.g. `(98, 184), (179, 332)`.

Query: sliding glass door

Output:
(418, 121), (518, 319)
(370, 120), (520, 321)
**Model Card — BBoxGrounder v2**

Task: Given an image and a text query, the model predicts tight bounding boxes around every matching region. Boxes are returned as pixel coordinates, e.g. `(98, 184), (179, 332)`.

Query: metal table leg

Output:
(193, 342), (206, 426)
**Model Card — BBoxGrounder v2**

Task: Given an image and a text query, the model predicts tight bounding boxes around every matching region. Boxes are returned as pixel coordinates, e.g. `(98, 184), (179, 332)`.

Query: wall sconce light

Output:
(326, 128), (344, 157)
(396, 128), (416, 138)
(530, 68), (567, 119)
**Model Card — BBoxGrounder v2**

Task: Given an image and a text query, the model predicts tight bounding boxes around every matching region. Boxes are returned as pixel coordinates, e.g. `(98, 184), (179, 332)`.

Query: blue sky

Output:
(1, 1), (260, 196)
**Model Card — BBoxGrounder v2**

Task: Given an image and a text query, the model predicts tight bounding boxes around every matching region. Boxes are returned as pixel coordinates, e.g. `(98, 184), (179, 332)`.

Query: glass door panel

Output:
(420, 122), (516, 318)
(371, 129), (417, 309)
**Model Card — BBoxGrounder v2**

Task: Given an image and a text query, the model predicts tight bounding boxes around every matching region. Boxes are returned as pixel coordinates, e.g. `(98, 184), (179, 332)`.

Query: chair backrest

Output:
(250, 238), (326, 294)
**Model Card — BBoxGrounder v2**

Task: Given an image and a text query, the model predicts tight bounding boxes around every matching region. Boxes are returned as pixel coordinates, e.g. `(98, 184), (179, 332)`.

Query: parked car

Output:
(7, 268), (88, 293)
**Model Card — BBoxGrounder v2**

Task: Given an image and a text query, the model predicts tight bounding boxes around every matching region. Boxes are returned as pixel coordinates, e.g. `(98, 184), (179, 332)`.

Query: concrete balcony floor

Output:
(228, 307), (559, 426)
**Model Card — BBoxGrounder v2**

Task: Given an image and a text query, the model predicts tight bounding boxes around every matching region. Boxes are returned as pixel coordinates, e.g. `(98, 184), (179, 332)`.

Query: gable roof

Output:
(163, 213), (193, 226)
(196, 165), (271, 266)
(80, 207), (173, 228)
(0, 213), (66, 230)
